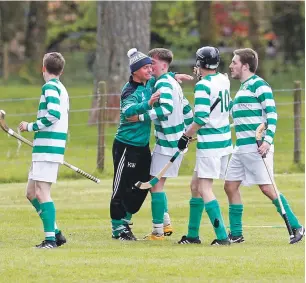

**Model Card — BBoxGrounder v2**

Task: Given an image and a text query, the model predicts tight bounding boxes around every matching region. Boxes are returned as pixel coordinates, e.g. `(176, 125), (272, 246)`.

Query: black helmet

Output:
(196, 46), (220, 70)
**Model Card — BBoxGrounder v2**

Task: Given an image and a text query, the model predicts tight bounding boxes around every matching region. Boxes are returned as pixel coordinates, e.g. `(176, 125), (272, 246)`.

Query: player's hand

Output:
(19, 121), (28, 132)
(148, 90), (160, 106)
(126, 115), (139, 123)
(174, 74), (194, 84)
(258, 141), (271, 156)
(177, 134), (192, 151)
(193, 66), (202, 80)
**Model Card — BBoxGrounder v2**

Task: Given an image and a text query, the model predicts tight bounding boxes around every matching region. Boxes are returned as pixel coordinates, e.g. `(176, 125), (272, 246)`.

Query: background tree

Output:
(0, 1), (27, 80)
(20, 1), (48, 83)
(272, 1), (305, 65)
(91, 1), (151, 123)
(247, 1), (266, 77)
(195, 1), (217, 47)
(25, 2), (48, 61)
(151, 1), (198, 58)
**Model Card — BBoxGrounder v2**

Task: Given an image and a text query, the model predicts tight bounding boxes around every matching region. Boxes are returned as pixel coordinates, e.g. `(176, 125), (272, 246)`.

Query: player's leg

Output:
(243, 152), (304, 243)
(148, 152), (183, 239)
(196, 156), (229, 245)
(27, 165), (65, 247)
(178, 171), (203, 244)
(146, 177), (166, 240)
(30, 161), (61, 248)
(110, 140), (137, 240)
(224, 154), (244, 243)
(122, 144), (151, 239)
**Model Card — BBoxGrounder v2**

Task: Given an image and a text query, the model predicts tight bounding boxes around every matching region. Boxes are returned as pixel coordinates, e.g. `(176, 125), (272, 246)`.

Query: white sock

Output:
(153, 223), (163, 235)
(163, 212), (171, 226)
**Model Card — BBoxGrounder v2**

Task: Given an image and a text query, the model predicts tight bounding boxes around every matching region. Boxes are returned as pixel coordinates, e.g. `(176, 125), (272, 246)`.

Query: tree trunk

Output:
(23, 1), (48, 82)
(89, 1), (151, 124)
(0, 1), (27, 78)
(25, 1), (48, 61)
(272, 1), (304, 65)
(247, 1), (266, 78)
(195, 1), (217, 47)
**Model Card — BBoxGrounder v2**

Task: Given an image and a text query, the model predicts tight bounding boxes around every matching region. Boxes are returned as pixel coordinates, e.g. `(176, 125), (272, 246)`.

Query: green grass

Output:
(0, 74), (304, 183)
(0, 175), (304, 282)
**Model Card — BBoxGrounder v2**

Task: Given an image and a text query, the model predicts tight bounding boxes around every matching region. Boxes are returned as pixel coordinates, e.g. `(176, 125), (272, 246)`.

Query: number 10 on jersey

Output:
(218, 89), (230, 112)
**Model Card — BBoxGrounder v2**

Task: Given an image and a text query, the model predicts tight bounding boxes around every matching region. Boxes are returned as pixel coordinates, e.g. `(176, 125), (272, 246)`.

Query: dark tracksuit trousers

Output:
(110, 138), (151, 220)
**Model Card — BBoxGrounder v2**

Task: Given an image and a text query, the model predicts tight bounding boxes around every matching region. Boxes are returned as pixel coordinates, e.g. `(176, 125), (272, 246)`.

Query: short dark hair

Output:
(234, 48), (258, 73)
(148, 48), (173, 65)
(43, 52), (65, 75)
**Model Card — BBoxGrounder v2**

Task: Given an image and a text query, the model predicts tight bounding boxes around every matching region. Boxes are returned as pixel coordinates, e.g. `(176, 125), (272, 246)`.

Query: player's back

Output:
(194, 73), (232, 157)
(152, 74), (186, 155)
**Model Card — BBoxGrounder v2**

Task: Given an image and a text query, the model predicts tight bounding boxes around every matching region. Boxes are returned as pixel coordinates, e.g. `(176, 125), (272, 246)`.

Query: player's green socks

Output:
(151, 192), (165, 235)
(164, 192), (169, 213)
(40, 202), (56, 241)
(187, 197), (204, 238)
(122, 212), (132, 225)
(151, 192), (165, 225)
(30, 198), (60, 234)
(272, 194), (302, 229)
(31, 198), (41, 214)
(111, 219), (125, 237)
(229, 204), (244, 237)
(205, 200), (227, 240)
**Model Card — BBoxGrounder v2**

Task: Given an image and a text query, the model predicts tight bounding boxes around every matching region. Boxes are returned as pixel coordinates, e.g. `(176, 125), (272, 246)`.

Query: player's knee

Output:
(190, 181), (198, 194)
(26, 180), (35, 200)
(224, 181), (238, 195)
(35, 182), (51, 202)
(26, 190), (35, 201)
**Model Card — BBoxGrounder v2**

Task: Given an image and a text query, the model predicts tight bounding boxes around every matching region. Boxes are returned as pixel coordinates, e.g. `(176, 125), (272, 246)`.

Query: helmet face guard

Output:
(196, 46), (220, 70)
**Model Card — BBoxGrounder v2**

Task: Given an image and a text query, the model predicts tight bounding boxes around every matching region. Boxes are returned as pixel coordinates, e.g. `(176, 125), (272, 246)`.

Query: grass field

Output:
(0, 175), (304, 282)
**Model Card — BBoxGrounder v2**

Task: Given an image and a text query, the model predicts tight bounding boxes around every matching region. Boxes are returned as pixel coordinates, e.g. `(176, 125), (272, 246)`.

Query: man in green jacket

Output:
(110, 48), (160, 240)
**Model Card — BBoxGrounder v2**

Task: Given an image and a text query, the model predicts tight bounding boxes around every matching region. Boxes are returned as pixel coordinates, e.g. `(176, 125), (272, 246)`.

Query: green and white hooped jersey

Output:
(149, 73), (193, 156)
(28, 78), (69, 163)
(232, 74), (277, 154)
(194, 73), (233, 157)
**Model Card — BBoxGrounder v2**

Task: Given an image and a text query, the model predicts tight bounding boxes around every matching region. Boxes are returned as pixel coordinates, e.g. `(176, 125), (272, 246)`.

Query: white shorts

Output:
(225, 152), (274, 186)
(150, 152), (183, 178)
(28, 161), (60, 183)
(194, 155), (229, 179)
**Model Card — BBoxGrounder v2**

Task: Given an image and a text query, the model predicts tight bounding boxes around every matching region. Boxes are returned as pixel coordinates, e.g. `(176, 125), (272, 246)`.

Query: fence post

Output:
(293, 81), (301, 164)
(3, 42), (9, 82)
(97, 81), (107, 171)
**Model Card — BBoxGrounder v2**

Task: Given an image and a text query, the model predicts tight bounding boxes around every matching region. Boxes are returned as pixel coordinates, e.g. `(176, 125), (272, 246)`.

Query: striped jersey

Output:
(148, 73), (193, 156)
(27, 78), (69, 163)
(232, 74), (277, 154)
(194, 73), (233, 157)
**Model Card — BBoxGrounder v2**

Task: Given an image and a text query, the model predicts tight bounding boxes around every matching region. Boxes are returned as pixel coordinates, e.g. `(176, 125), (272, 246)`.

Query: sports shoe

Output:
(290, 226), (305, 244)
(36, 240), (57, 249)
(163, 224), (173, 236)
(55, 231), (67, 247)
(144, 232), (165, 241)
(113, 229), (137, 241)
(211, 238), (231, 246)
(178, 235), (201, 244)
(228, 232), (245, 244)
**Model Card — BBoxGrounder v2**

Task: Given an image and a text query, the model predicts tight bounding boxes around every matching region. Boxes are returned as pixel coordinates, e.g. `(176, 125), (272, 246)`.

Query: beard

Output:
(231, 71), (241, 80)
